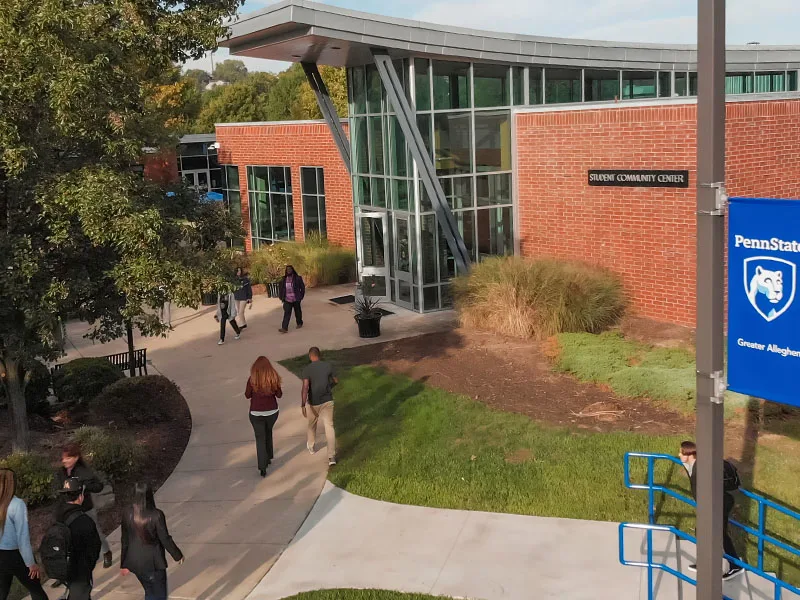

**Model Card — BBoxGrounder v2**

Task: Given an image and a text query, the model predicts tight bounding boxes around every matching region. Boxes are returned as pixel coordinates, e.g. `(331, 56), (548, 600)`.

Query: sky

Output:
(182, 0), (800, 74)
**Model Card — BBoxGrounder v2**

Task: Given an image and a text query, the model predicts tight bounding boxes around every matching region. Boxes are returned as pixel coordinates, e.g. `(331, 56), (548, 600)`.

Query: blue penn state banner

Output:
(728, 197), (800, 407)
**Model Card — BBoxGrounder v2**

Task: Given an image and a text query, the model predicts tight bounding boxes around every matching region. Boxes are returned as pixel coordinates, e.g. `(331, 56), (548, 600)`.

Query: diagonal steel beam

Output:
(371, 50), (471, 273)
(302, 62), (352, 174)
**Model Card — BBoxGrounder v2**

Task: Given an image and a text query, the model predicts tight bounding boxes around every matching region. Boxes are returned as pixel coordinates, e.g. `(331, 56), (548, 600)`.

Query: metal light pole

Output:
(695, 0), (727, 598)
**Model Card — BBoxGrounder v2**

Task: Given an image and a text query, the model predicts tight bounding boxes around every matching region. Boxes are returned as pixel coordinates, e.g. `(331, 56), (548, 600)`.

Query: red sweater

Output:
(245, 378), (282, 412)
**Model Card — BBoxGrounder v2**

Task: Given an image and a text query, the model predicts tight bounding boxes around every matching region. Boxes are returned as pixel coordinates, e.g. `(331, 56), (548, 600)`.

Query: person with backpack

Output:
(679, 440), (744, 580)
(120, 482), (184, 600)
(0, 469), (47, 600)
(42, 478), (101, 600)
(55, 443), (112, 569)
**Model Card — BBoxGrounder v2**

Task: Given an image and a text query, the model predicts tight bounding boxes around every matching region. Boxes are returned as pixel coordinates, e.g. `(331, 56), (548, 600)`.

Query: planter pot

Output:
(201, 292), (218, 306)
(355, 315), (382, 338)
(266, 282), (281, 298)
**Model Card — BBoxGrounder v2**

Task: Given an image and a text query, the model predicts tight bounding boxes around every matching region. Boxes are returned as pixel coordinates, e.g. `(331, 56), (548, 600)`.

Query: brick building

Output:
(197, 0), (800, 325)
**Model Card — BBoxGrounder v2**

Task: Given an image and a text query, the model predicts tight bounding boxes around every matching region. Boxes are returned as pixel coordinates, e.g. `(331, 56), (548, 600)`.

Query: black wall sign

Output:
(588, 170), (690, 188)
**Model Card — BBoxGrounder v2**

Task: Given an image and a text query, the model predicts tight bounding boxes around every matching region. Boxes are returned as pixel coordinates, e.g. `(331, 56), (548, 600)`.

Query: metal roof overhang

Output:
(221, 0), (800, 71)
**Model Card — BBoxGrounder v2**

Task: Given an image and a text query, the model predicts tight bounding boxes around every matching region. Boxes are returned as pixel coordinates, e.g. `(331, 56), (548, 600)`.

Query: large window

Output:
(622, 71), (656, 99)
(247, 166), (294, 244)
(301, 167), (327, 238)
(222, 165), (243, 248)
(433, 61), (471, 110)
(473, 64), (510, 108)
(545, 68), (581, 104)
(584, 69), (620, 102)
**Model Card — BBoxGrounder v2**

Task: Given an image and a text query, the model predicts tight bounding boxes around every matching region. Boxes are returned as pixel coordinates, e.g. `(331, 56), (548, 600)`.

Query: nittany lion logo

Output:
(744, 257), (796, 322)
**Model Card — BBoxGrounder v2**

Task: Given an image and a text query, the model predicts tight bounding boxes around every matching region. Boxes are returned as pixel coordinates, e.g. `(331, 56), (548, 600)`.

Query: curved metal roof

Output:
(221, 0), (800, 71)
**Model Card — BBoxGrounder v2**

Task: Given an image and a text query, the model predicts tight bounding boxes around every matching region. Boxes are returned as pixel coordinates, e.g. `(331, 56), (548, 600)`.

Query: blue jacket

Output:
(0, 497), (35, 566)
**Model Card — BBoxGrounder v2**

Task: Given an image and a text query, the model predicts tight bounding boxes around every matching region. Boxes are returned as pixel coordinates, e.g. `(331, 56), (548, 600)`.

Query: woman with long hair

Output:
(120, 482), (184, 600)
(245, 356), (283, 477)
(0, 469), (46, 600)
(56, 442), (112, 568)
(278, 265), (305, 333)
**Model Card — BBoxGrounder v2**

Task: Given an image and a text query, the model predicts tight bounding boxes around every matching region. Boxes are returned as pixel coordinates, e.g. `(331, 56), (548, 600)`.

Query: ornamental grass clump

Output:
(453, 256), (627, 339)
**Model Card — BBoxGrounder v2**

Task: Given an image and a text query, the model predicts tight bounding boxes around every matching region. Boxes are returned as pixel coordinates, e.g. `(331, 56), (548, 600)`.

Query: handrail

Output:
(619, 522), (800, 600)
(624, 452), (800, 570)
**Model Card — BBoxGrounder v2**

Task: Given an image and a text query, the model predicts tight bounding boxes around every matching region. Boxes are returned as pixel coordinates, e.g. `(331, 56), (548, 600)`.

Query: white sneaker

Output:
(328, 457), (337, 466)
(218, 340), (224, 345)
(307, 443), (316, 455)
(235, 334), (241, 340)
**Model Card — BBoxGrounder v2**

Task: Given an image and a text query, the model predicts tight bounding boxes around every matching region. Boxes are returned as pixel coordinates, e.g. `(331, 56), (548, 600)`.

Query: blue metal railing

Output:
(620, 452), (800, 600)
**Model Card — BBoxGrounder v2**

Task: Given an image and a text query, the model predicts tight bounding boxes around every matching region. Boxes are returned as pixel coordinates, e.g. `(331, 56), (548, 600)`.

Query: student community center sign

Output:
(728, 197), (800, 407)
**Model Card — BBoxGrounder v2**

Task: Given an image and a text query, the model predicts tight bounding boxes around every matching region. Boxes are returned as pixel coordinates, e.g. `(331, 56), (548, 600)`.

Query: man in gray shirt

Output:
(301, 347), (338, 466)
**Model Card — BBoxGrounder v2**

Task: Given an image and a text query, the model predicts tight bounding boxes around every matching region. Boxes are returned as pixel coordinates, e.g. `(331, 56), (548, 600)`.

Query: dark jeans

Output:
(66, 577), (93, 600)
(219, 311), (241, 341)
(250, 412), (279, 470)
(135, 570), (168, 600)
(281, 301), (303, 330)
(723, 494), (740, 562)
(0, 550), (47, 600)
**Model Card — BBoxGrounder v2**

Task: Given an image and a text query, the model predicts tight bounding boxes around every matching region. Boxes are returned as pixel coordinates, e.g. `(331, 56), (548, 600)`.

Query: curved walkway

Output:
(56, 285), (454, 600)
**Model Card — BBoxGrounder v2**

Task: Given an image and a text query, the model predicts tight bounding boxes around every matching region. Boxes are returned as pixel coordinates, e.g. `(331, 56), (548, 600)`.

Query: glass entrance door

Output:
(356, 212), (389, 299)
(393, 214), (414, 310)
(182, 170), (210, 193)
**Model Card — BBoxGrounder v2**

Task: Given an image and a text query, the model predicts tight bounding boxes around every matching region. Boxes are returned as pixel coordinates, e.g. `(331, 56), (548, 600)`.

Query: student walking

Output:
(120, 483), (184, 600)
(53, 478), (101, 600)
(55, 443), (112, 569)
(0, 470), (47, 600)
(679, 440), (744, 580)
(215, 291), (241, 345)
(301, 347), (338, 466)
(278, 265), (305, 333)
(234, 267), (253, 329)
(245, 357), (283, 477)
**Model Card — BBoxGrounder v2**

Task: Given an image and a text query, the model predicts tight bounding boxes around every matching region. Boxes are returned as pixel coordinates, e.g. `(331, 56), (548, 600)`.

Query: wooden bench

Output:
(52, 348), (148, 376)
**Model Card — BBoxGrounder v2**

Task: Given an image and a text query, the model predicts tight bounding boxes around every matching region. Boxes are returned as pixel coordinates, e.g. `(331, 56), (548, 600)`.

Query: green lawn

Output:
(283, 350), (800, 585)
(281, 591), (451, 600)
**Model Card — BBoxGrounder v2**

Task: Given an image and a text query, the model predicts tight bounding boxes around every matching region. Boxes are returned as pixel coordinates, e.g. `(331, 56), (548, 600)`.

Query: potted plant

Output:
(354, 295), (383, 338)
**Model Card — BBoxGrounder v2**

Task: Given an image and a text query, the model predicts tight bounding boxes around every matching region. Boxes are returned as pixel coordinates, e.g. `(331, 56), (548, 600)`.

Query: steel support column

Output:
(302, 62), (352, 173)
(695, 0), (727, 598)
(371, 50), (471, 274)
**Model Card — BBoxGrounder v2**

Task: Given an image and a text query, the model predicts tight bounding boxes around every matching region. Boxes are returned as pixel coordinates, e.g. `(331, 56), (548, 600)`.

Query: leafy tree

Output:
(0, 0), (242, 451)
(213, 59), (249, 84)
(184, 69), (212, 93)
(192, 72), (277, 132)
(266, 63), (309, 121)
(295, 66), (348, 119)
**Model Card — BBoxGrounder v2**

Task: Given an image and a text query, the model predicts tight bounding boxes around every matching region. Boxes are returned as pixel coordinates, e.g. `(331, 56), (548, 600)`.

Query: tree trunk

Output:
(5, 361), (31, 452)
(126, 320), (135, 378)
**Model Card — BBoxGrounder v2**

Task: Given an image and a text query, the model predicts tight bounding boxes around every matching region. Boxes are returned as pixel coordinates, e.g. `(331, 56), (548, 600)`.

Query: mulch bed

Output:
(0, 386), (192, 547)
(332, 328), (695, 435)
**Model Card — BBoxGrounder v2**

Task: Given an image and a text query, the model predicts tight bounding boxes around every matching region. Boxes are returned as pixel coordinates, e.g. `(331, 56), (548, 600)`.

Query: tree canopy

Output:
(212, 59), (249, 84)
(0, 0), (243, 451)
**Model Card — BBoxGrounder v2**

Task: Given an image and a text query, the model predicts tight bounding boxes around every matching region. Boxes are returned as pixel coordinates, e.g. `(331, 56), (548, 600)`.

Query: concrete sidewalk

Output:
(53, 284), (454, 600)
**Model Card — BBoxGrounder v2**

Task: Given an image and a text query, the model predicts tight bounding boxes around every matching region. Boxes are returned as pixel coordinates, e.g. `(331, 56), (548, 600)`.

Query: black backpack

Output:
(723, 460), (741, 492)
(40, 512), (81, 581)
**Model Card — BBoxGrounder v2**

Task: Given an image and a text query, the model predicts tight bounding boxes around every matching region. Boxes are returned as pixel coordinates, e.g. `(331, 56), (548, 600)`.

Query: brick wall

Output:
(142, 149), (179, 185)
(215, 121), (354, 252)
(516, 99), (800, 327)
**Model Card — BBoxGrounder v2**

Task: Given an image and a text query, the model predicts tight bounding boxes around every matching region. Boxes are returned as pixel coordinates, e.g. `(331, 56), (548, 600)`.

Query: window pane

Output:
(689, 73), (698, 96)
(477, 207), (513, 258)
(258, 193), (271, 240)
(415, 58), (431, 111)
(268, 167), (286, 193)
(419, 181), (432, 213)
(225, 166), (239, 188)
(457, 210), (476, 262)
(476, 173), (511, 206)
(360, 217), (385, 268)
(249, 167), (268, 191)
(301, 167), (317, 194)
(351, 67), (367, 115)
(434, 112), (472, 175)
(417, 114), (433, 160)
(396, 218), (411, 273)
(755, 72), (785, 93)
(389, 116), (408, 177)
(475, 110), (511, 172)
(303, 195), (319, 234)
(208, 152), (220, 169)
(441, 176), (473, 209)
(529, 67), (543, 105)
(228, 190), (242, 221)
(248, 192), (259, 238)
(319, 197), (327, 236)
(369, 116), (385, 175)
(371, 177), (386, 208)
(473, 64), (509, 108)
(789, 71), (798, 92)
(271, 194), (289, 240)
(584, 69), (619, 102)
(545, 68), (581, 104)
(622, 71), (656, 99)
(317, 169), (325, 194)
(420, 214), (438, 284)
(355, 176), (371, 206)
(675, 73), (688, 96)
(392, 179), (409, 212)
(351, 117), (369, 174)
(441, 284), (454, 309)
(512, 67), (525, 106)
(438, 226), (455, 280)
(366, 65), (383, 113)
(423, 286), (440, 311)
(658, 72), (671, 97)
(210, 168), (223, 190)
(433, 61), (471, 110)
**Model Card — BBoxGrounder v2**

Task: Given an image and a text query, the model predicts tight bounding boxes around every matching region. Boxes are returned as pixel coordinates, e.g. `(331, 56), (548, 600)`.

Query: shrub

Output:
(248, 239), (355, 288)
(92, 375), (180, 425)
(71, 426), (140, 481)
(0, 360), (52, 416)
(52, 358), (123, 404)
(249, 243), (292, 284)
(0, 453), (54, 507)
(453, 257), (627, 339)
